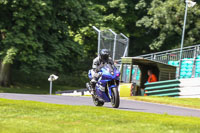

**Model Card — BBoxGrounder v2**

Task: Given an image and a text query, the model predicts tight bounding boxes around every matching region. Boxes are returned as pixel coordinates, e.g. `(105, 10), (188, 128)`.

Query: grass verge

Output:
(127, 96), (200, 109)
(0, 98), (200, 133)
(0, 83), (80, 94)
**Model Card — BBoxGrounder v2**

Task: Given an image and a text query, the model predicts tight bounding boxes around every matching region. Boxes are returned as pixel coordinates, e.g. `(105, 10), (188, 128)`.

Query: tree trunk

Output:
(0, 61), (11, 87)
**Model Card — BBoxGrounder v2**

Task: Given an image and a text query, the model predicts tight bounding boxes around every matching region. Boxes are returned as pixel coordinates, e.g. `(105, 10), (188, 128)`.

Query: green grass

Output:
(0, 98), (200, 133)
(0, 83), (80, 94)
(127, 96), (200, 109)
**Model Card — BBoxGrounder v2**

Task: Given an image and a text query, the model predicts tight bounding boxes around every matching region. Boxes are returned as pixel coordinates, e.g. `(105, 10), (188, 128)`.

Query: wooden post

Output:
(129, 59), (133, 83)
(120, 63), (124, 82)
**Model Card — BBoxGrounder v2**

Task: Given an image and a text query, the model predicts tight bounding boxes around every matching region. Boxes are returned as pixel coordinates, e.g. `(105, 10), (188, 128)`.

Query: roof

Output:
(121, 57), (176, 69)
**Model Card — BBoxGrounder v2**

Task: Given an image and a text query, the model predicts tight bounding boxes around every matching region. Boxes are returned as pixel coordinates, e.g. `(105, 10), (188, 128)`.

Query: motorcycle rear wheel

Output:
(111, 87), (120, 108)
(92, 95), (104, 106)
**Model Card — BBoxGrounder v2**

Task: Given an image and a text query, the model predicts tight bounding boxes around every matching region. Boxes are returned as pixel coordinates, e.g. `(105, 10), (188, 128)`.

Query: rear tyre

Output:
(111, 87), (120, 108)
(92, 95), (104, 106)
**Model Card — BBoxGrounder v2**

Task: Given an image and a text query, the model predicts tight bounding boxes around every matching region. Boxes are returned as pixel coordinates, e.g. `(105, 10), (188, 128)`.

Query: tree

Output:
(86, 0), (155, 56)
(136, 0), (200, 51)
(0, 0), (96, 86)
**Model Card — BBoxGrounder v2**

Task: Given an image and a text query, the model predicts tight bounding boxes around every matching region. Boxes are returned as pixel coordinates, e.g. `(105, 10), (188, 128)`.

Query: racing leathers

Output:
(90, 56), (114, 90)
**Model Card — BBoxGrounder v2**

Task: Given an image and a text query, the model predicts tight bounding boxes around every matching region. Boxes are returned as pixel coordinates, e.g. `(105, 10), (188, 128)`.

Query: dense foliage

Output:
(0, 0), (200, 86)
(0, 0), (96, 86)
(136, 0), (200, 51)
(0, 0), (95, 73)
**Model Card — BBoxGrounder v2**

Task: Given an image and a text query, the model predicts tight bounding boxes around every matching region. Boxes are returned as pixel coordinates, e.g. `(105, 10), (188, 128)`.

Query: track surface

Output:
(0, 93), (200, 117)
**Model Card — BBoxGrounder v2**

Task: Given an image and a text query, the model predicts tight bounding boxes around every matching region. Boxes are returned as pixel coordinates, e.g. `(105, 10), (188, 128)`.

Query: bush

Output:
(12, 70), (88, 88)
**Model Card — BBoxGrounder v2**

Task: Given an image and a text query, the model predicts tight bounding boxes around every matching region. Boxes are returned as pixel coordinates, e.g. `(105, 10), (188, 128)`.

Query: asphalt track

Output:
(0, 93), (200, 117)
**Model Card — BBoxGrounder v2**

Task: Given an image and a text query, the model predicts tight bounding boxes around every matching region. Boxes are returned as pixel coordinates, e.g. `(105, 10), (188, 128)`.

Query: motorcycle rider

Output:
(90, 49), (114, 91)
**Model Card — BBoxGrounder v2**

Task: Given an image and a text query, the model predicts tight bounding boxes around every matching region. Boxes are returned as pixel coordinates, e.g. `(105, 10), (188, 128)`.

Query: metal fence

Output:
(99, 29), (115, 59)
(138, 44), (200, 63)
(136, 44), (200, 79)
(115, 33), (129, 60)
(93, 26), (129, 61)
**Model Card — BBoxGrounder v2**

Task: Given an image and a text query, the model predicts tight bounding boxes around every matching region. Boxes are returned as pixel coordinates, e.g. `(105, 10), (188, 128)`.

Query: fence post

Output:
(109, 29), (117, 60)
(154, 54), (156, 60)
(192, 46), (198, 78)
(166, 53), (169, 64)
(151, 54), (154, 60)
(98, 31), (101, 55)
(113, 34), (117, 60)
(120, 33), (129, 57)
(126, 38), (129, 57)
(92, 26), (101, 55)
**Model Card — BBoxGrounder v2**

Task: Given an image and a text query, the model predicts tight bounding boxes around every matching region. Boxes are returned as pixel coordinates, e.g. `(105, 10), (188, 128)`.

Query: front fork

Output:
(108, 85), (118, 97)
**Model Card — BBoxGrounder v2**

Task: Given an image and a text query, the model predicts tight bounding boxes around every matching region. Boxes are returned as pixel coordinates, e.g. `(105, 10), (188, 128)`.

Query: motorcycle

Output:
(86, 64), (120, 108)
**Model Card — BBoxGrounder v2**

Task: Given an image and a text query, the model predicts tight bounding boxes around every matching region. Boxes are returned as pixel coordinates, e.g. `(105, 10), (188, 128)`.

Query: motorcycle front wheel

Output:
(92, 95), (104, 106)
(111, 87), (120, 108)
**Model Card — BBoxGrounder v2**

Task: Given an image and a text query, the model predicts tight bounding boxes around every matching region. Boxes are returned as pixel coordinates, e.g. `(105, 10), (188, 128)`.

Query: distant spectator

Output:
(147, 70), (157, 83)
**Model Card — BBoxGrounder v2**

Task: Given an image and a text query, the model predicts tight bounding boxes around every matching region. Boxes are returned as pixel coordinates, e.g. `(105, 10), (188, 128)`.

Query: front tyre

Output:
(111, 87), (120, 108)
(92, 95), (104, 106)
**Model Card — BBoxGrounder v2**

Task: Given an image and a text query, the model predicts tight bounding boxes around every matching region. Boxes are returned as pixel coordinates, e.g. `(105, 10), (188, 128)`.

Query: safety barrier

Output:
(145, 78), (200, 98)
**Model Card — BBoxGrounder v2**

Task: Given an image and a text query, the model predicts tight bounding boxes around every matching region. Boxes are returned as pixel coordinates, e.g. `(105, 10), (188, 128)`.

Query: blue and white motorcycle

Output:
(86, 64), (120, 108)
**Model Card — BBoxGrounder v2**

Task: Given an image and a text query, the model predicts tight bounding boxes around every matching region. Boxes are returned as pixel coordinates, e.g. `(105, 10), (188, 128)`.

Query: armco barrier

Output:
(145, 78), (200, 98)
(145, 80), (180, 97)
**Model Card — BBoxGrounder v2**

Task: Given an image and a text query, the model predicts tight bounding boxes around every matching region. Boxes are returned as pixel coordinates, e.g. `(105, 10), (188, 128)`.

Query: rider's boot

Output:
(90, 78), (97, 95)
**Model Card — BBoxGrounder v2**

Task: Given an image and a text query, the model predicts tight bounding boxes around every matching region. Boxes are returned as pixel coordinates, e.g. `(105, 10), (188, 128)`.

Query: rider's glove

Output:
(94, 73), (99, 78)
(96, 62), (104, 72)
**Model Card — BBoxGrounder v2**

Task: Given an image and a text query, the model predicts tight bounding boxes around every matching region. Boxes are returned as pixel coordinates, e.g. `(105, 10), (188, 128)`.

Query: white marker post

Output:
(48, 74), (59, 95)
